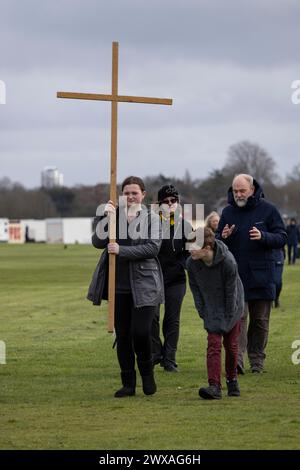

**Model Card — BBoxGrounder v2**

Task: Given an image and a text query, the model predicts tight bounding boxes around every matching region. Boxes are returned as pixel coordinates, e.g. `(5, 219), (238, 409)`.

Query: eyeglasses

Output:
(161, 198), (178, 205)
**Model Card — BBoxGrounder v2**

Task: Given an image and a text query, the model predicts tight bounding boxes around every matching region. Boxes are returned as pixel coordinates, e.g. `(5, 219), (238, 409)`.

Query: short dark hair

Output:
(121, 176), (146, 192)
(203, 227), (215, 249)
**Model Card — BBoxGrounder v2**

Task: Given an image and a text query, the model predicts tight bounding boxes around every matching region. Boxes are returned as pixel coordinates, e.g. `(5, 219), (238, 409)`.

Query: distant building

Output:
(3, 218), (92, 244)
(41, 166), (64, 188)
(8, 220), (23, 244)
(21, 219), (47, 243)
(46, 218), (93, 244)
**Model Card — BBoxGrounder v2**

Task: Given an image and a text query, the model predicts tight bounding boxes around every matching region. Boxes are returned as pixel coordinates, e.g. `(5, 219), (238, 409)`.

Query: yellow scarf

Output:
(160, 212), (175, 226)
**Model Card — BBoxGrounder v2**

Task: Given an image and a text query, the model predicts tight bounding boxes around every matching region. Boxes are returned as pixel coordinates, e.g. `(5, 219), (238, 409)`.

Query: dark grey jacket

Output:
(187, 240), (244, 334)
(87, 207), (164, 308)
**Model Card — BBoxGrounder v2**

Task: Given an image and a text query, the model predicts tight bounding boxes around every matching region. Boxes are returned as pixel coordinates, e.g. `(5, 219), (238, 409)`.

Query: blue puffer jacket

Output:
(216, 180), (287, 301)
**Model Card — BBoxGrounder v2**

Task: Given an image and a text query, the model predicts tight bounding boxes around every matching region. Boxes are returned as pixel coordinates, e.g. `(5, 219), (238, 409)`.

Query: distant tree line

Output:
(1, 140), (299, 220)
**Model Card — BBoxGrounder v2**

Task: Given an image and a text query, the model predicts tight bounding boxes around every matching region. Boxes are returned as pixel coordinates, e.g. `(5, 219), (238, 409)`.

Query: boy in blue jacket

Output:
(187, 227), (244, 399)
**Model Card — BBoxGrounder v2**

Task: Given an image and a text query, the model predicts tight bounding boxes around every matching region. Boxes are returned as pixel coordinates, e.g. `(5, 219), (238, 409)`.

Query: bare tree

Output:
(224, 140), (278, 185)
(286, 163), (300, 183)
(281, 163), (300, 217)
(195, 169), (232, 214)
(0, 177), (23, 190)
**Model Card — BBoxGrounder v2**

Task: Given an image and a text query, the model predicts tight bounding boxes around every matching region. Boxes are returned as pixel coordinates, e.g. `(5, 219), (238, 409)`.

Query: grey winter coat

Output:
(187, 240), (244, 334)
(87, 207), (164, 308)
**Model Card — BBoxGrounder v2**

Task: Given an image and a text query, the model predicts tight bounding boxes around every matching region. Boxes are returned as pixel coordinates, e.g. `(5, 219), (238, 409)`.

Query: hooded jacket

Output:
(187, 240), (244, 334)
(216, 179), (287, 301)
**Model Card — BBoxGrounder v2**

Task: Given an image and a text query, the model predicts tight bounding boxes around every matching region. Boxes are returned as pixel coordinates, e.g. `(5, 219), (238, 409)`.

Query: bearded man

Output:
(217, 174), (287, 373)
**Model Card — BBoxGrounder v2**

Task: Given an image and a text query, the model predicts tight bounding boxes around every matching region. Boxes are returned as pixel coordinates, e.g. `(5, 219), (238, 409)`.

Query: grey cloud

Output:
(1, 0), (300, 188)
(1, 0), (300, 71)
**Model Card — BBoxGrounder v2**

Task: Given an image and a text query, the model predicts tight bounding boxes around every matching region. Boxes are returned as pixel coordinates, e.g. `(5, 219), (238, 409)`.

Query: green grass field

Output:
(0, 244), (299, 450)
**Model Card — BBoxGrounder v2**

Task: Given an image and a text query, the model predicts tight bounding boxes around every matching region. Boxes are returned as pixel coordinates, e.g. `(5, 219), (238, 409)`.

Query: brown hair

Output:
(203, 227), (215, 249)
(187, 226), (215, 249)
(121, 176), (146, 192)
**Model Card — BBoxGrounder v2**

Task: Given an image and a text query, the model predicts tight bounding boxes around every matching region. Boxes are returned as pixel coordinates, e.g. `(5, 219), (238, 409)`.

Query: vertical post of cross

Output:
(108, 42), (119, 333)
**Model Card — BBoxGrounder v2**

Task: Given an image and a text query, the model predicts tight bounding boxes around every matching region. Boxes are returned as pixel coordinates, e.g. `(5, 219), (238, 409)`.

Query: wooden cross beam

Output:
(57, 41), (173, 333)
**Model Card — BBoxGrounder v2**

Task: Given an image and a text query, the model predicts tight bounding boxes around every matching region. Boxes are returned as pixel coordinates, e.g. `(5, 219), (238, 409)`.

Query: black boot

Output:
(162, 358), (179, 372)
(226, 379), (240, 397)
(114, 370), (136, 398)
(137, 359), (157, 396)
(199, 384), (222, 400)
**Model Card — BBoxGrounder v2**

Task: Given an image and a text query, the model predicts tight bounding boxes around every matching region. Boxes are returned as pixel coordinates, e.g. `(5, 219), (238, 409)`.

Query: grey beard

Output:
(235, 199), (247, 207)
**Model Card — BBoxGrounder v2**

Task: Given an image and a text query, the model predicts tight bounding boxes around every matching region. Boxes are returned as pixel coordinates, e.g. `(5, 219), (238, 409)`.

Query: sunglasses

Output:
(161, 198), (178, 205)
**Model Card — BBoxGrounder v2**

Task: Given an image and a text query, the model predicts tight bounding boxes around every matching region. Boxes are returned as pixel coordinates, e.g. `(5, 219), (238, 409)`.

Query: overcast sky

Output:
(1, 0), (300, 188)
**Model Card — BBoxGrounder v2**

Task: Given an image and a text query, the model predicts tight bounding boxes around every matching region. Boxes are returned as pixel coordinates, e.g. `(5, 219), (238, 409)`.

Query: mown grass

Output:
(0, 244), (299, 450)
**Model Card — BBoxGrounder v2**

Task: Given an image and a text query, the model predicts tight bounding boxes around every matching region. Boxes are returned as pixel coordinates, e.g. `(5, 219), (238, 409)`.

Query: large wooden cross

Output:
(57, 42), (172, 332)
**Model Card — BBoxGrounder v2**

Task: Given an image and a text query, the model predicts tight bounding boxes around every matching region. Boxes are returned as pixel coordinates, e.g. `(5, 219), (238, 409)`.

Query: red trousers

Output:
(207, 321), (240, 387)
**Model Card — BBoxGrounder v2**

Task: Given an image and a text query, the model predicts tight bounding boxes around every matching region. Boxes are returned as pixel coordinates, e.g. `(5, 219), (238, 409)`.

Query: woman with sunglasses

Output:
(151, 184), (193, 372)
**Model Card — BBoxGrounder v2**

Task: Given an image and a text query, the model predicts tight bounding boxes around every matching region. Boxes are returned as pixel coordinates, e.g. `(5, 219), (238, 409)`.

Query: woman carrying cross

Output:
(88, 176), (164, 397)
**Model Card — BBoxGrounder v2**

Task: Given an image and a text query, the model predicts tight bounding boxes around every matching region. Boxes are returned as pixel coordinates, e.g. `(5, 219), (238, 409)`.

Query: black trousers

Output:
(115, 293), (157, 372)
(151, 283), (186, 365)
(288, 243), (298, 264)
